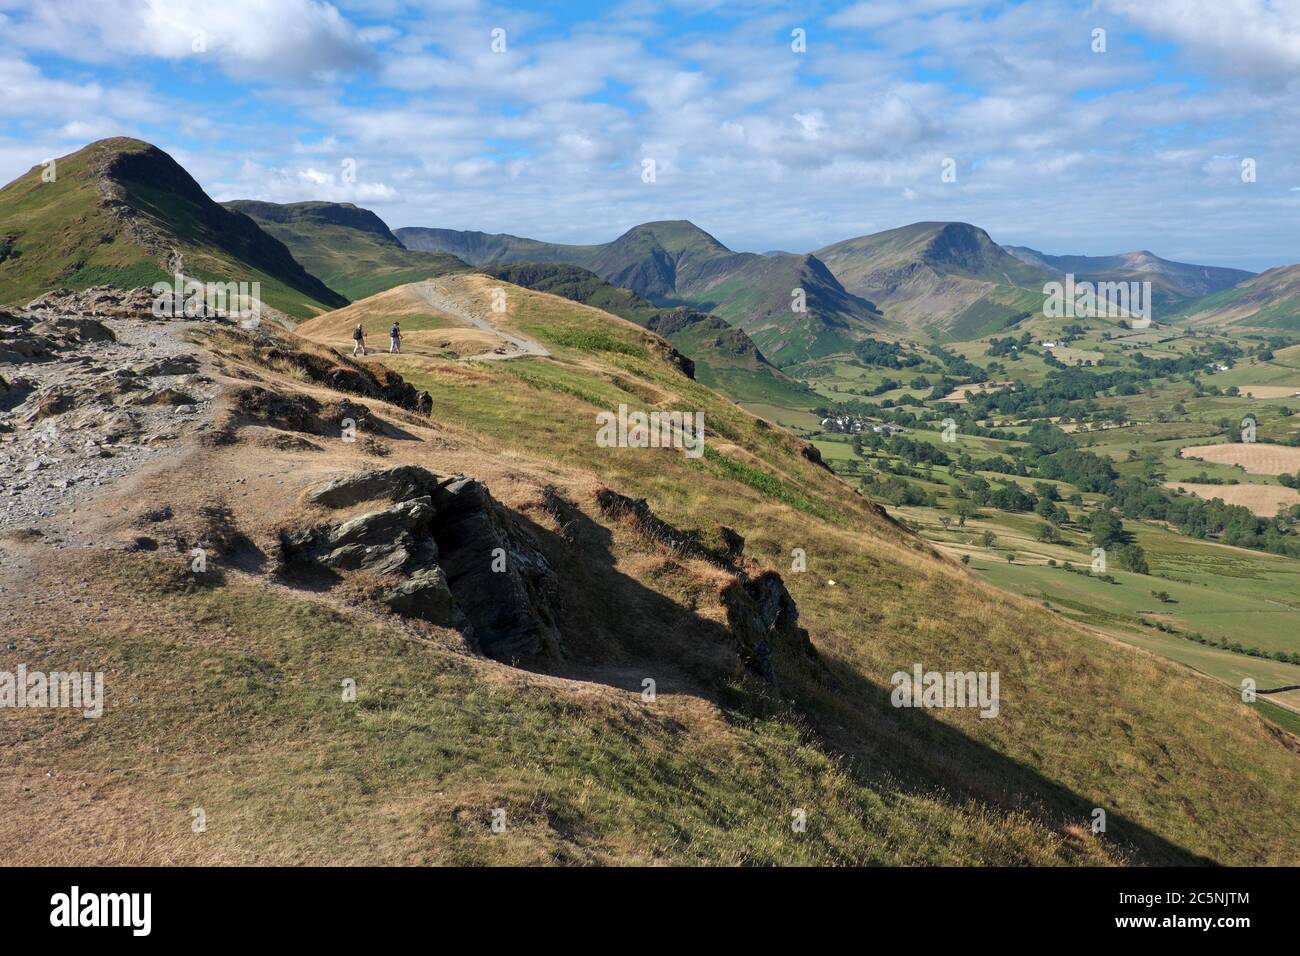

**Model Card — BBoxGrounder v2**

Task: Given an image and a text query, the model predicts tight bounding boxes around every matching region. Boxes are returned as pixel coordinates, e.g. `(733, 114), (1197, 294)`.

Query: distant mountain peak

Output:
(611, 220), (731, 256)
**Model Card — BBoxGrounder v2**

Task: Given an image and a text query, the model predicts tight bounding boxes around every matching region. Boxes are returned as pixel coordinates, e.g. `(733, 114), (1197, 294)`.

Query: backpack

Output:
(353, 327), (363, 340)
(390, 324), (400, 337)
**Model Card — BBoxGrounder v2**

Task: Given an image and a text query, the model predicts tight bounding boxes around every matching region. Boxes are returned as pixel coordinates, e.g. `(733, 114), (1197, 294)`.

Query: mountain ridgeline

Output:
(0, 138), (347, 317)
(398, 220), (884, 365)
(1004, 246), (1254, 309)
(224, 200), (469, 302)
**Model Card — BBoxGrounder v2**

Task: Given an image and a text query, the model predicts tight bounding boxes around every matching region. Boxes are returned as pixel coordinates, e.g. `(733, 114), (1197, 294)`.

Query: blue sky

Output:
(1, 0), (1299, 271)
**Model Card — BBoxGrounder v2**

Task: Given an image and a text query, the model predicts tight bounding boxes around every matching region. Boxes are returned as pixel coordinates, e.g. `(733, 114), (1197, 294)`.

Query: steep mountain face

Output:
(398, 220), (882, 366)
(1170, 263), (1300, 330)
(0, 138), (346, 317)
(816, 222), (1048, 341)
(586, 220), (733, 300)
(225, 200), (468, 303)
(1004, 245), (1253, 308)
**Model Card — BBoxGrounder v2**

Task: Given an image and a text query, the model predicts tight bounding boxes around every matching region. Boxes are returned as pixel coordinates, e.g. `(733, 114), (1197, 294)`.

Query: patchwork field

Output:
(1240, 385), (1300, 399)
(1164, 481), (1300, 517)
(1179, 442), (1300, 476)
(941, 381), (1012, 402)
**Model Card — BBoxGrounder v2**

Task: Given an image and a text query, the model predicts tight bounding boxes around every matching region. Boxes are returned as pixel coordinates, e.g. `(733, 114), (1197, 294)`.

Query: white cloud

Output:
(5, 0), (373, 81)
(0, 0), (1295, 269)
(1107, 0), (1300, 83)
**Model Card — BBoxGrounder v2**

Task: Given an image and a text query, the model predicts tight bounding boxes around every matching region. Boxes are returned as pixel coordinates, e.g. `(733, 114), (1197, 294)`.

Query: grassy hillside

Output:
(478, 261), (660, 323)
(301, 277), (1300, 864)
(1172, 264), (1300, 330)
(0, 138), (345, 317)
(5, 272), (1298, 865)
(474, 263), (821, 416)
(225, 200), (469, 302)
(395, 226), (602, 267)
(816, 222), (1048, 340)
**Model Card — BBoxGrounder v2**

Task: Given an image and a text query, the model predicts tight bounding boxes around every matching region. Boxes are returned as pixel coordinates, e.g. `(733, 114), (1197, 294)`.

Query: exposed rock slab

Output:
(283, 466), (561, 659)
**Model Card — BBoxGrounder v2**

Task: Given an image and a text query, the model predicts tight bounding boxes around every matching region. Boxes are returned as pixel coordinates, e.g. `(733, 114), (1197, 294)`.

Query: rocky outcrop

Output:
(800, 441), (832, 472)
(722, 570), (815, 685)
(282, 465), (561, 660)
(305, 465), (441, 508)
(282, 496), (438, 575)
(220, 329), (434, 418)
(1, 306), (116, 363)
(596, 484), (812, 685)
(595, 486), (743, 569)
(431, 476), (560, 659)
(26, 287), (158, 322)
(1, 295), (219, 530)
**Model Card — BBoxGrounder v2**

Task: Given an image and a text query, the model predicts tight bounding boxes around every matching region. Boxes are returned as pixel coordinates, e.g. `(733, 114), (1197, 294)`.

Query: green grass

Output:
(230, 203), (470, 302)
(0, 139), (345, 316)
(535, 327), (641, 356)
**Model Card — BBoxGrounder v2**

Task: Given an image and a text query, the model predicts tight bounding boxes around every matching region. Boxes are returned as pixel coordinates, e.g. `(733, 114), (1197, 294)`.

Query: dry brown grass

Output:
(1181, 443), (1300, 476)
(941, 381), (1012, 403)
(1165, 481), (1300, 516)
(1239, 385), (1300, 399)
(2, 290), (1297, 866)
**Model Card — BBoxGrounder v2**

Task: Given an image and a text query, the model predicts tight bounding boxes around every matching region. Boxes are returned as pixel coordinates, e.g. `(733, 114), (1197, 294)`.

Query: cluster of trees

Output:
(960, 344), (1242, 421)
(1107, 477), (1300, 557)
(861, 433), (952, 467)
(858, 471), (935, 506)
(987, 333), (1032, 357)
(929, 344), (988, 383)
(853, 338), (925, 369)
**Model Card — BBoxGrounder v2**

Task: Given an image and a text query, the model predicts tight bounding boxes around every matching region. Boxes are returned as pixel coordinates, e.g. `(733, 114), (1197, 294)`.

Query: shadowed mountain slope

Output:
(0, 138), (346, 317)
(224, 200), (469, 303)
(816, 222), (1049, 340)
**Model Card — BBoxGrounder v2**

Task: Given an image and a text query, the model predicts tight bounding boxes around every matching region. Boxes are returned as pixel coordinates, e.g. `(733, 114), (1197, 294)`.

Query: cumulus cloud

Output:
(0, 0), (1295, 268)
(1107, 0), (1300, 84)
(4, 0), (373, 81)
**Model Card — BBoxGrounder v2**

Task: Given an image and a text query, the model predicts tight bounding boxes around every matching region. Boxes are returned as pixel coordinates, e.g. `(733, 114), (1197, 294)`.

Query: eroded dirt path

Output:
(411, 278), (551, 361)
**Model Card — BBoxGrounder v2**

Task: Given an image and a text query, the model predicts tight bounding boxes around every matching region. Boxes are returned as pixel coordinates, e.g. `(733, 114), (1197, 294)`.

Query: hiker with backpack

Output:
(352, 322), (366, 356)
(389, 322), (401, 354)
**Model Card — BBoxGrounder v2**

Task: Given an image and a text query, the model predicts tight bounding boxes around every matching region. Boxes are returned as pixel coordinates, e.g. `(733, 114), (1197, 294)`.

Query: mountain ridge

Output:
(1004, 244), (1254, 307)
(226, 199), (470, 303)
(815, 221), (1048, 340)
(0, 137), (346, 317)
(397, 219), (884, 365)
